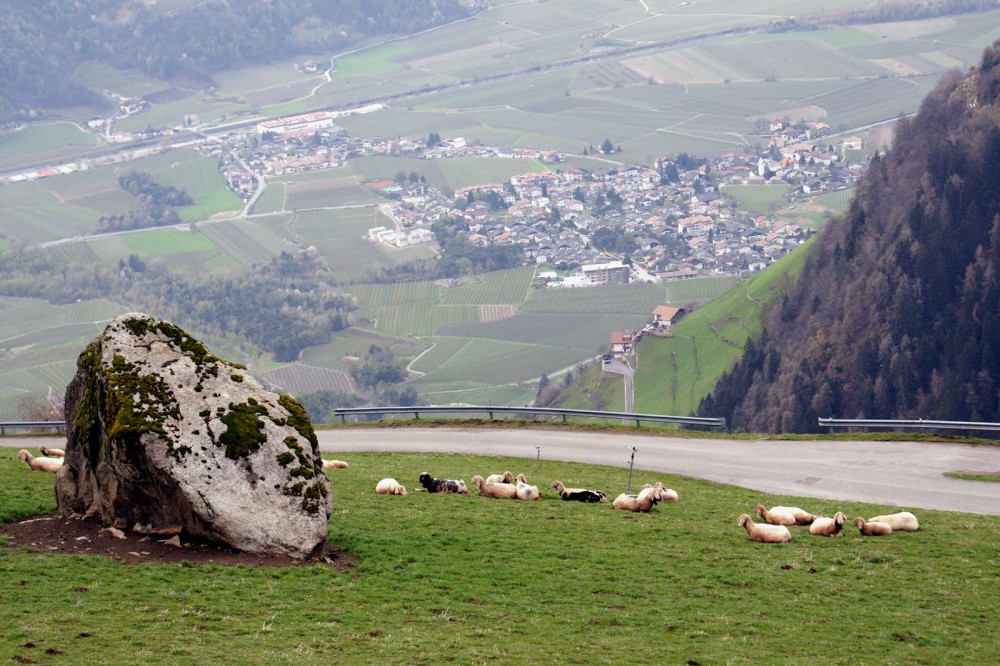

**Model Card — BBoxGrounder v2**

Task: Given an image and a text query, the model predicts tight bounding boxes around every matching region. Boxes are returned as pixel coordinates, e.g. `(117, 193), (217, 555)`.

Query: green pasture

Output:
(332, 44), (409, 79)
(407, 338), (586, 385)
(0, 122), (98, 163)
(141, 150), (242, 219)
(346, 156), (548, 193)
(118, 228), (217, 256)
(5, 447), (995, 664)
(630, 242), (812, 416)
(360, 302), (480, 338)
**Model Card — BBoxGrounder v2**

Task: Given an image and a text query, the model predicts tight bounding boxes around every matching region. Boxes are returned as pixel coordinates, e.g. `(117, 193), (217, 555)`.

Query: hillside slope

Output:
(698, 43), (1000, 432)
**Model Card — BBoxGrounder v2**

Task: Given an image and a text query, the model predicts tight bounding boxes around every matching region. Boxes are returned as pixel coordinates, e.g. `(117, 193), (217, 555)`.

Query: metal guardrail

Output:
(0, 408), (727, 435)
(0, 421), (66, 435)
(333, 405), (726, 430)
(818, 418), (1000, 433)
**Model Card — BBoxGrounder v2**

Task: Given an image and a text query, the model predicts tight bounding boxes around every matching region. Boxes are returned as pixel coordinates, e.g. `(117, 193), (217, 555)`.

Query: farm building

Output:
(609, 330), (636, 358)
(652, 305), (685, 329)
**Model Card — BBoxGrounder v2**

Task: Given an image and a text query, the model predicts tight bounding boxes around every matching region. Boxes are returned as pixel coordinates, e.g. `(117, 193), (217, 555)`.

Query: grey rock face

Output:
(55, 313), (332, 559)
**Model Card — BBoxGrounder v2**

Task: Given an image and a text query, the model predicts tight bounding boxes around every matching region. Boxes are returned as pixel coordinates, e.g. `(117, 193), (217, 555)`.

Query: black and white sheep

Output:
(418, 471), (468, 494)
(551, 480), (606, 503)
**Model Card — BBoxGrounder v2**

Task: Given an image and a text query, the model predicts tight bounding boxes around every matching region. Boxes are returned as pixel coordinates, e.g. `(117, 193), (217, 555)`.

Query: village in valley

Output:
(206, 109), (869, 288)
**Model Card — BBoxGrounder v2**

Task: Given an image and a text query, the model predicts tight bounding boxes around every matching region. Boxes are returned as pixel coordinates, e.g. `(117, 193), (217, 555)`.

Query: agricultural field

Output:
(261, 363), (356, 396)
(722, 185), (795, 213)
(663, 276), (740, 307)
(283, 174), (382, 210)
(346, 156), (548, 193)
(521, 283), (664, 315)
(72, 61), (172, 100)
(249, 182), (287, 215)
(141, 149), (242, 219)
(0, 297), (131, 421)
(0, 122), (99, 166)
(439, 267), (535, 306)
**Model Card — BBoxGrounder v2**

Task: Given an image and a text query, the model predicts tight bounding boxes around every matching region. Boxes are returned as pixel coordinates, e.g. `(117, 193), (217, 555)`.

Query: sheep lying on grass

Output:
(737, 514), (792, 543)
(867, 511), (919, 531)
(755, 504), (815, 526)
(472, 475), (519, 499)
(39, 445), (65, 457)
(418, 472), (468, 494)
(854, 517), (892, 536)
(515, 473), (540, 500)
(485, 471), (514, 485)
(642, 481), (678, 501)
(17, 449), (62, 473)
(323, 459), (349, 469)
(551, 480), (606, 503)
(612, 486), (661, 512)
(809, 511), (847, 536)
(375, 478), (407, 496)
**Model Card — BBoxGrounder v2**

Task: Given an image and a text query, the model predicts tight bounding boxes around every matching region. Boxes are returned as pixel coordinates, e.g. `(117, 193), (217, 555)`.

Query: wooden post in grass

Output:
(535, 446), (541, 470)
(626, 447), (637, 492)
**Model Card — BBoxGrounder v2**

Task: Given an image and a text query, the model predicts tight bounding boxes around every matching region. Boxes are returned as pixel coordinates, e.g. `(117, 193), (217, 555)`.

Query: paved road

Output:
(7, 429), (1000, 515)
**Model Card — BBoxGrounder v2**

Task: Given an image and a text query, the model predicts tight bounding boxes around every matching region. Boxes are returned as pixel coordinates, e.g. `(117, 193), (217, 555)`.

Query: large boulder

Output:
(55, 313), (332, 559)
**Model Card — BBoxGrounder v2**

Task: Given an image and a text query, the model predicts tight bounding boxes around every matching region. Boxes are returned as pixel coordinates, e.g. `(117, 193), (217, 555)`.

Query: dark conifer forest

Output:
(0, 0), (469, 120)
(698, 43), (1000, 432)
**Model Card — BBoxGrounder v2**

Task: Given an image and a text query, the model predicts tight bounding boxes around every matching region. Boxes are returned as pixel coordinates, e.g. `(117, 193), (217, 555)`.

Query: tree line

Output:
(698, 43), (1000, 432)
(0, 0), (469, 120)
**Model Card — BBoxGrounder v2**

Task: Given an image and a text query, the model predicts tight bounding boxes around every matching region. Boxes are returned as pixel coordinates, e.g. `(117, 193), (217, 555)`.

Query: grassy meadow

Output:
(2, 446), (998, 664)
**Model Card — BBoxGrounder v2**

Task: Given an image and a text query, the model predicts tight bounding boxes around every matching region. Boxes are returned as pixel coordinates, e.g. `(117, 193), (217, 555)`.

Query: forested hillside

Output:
(698, 43), (1000, 432)
(0, 0), (469, 120)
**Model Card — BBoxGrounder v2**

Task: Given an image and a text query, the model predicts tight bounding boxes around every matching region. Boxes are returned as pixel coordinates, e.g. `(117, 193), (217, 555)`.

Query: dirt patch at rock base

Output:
(2, 515), (351, 569)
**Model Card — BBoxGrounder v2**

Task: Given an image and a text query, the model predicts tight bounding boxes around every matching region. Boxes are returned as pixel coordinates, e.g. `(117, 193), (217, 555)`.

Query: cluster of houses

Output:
(199, 117), (870, 284)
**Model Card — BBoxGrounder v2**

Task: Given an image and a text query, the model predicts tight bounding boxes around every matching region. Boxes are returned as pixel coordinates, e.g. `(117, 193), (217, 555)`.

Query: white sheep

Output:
(485, 471), (514, 485)
(39, 445), (65, 457)
(375, 478), (407, 496)
(472, 474), (519, 499)
(854, 517), (892, 536)
(867, 511), (919, 531)
(642, 481), (679, 501)
(17, 449), (63, 473)
(612, 486), (661, 512)
(322, 459), (349, 469)
(737, 513), (792, 543)
(755, 504), (815, 526)
(809, 511), (847, 536)
(514, 473), (540, 501)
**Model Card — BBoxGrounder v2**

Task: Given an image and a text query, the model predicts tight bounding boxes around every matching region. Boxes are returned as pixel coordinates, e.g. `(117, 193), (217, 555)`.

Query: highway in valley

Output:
(8, 428), (1000, 516)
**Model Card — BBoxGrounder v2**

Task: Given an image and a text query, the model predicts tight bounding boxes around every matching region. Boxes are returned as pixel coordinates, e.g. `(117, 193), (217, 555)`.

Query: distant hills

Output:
(0, 0), (469, 121)
(698, 42), (1000, 432)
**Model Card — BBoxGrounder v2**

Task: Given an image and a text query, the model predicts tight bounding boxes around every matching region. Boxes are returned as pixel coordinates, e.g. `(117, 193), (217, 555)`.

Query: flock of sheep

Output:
(363, 468), (680, 511)
(16, 449), (921, 542)
(16, 447), (64, 472)
(738, 504), (920, 543)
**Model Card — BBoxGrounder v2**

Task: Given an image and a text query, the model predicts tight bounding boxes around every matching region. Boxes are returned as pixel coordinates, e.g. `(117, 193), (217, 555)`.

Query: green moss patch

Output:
(218, 402), (269, 459)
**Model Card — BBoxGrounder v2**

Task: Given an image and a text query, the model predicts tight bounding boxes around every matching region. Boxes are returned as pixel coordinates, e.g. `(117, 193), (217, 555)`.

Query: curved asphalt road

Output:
(7, 429), (1000, 515)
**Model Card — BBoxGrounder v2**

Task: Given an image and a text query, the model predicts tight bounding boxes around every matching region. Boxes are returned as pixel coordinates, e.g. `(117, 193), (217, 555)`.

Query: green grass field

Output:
(2, 446), (997, 664)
